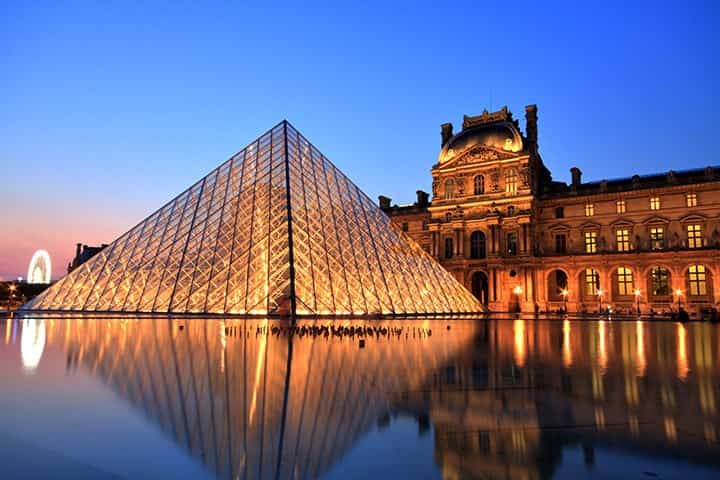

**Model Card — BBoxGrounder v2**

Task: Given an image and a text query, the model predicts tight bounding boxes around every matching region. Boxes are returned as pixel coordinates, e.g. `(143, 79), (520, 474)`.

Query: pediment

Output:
(433, 145), (520, 171)
(610, 217), (636, 227)
(679, 213), (708, 223)
(548, 223), (571, 232)
(641, 215), (671, 225)
(579, 221), (602, 230)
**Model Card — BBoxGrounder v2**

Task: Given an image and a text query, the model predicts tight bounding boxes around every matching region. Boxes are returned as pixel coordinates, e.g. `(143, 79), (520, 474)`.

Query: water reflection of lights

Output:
(562, 319), (572, 367)
(677, 323), (689, 380)
(636, 320), (646, 377)
(21, 318), (46, 373)
(513, 319), (526, 367)
(598, 321), (608, 372)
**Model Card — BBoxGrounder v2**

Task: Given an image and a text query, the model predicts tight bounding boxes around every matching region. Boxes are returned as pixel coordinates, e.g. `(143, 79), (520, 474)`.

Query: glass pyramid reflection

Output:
(22, 121), (483, 316)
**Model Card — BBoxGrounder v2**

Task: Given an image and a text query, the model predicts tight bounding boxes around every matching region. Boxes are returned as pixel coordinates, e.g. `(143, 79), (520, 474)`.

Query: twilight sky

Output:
(1, 1), (718, 280)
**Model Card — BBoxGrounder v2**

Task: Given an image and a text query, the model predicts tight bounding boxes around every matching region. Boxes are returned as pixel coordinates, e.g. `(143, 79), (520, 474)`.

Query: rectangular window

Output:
(616, 200), (626, 214)
(651, 267), (669, 296)
(584, 231), (597, 253)
(688, 265), (707, 296)
(615, 228), (630, 252)
(650, 227), (664, 250)
(555, 207), (564, 219)
(505, 169), (518, 194)
(616, 267), (634, 296)
(422, 220), (428, 231)
(584, 269), (600, 296)
(584, 203), (594, 217)
(686, 193), (697, 208)
(444, 237), (454, 259)
(401, 222), (409, 232)
(555, 234), (567, 254)
(687, 224), (703, 249)
(506, 232), (518, 256)
(649, 196), (661, 210)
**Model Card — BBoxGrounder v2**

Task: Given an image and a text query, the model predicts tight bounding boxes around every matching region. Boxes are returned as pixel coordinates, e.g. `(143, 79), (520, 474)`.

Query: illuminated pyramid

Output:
(23, 121), (483, 316)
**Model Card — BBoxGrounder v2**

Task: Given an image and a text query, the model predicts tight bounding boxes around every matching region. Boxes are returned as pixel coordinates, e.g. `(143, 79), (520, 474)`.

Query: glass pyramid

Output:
(22, 121), (483, 316)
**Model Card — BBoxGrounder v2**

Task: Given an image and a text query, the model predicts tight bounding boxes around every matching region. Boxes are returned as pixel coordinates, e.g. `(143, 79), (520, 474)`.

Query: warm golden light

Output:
(677, 323), (688, 380)
(513, 319), (526, 367)
(675, 289), (683, 297)
(635, 320), (646, 377)
(21, 319), (46, 373)
(598, 321), (608, 372)
(597, 289), (604, 297)
(561, 289), (569, 298)
(513, 285), (523, 295)
(562, 319), (572, 367)
(633, 289), (641, 297)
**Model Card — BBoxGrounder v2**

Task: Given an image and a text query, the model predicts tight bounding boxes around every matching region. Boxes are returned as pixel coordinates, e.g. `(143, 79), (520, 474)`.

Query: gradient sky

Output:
(1, 1), (718, 280)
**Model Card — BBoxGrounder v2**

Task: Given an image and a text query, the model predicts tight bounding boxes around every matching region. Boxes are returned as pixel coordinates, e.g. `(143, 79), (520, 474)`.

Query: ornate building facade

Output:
(381, 105), (720, 315)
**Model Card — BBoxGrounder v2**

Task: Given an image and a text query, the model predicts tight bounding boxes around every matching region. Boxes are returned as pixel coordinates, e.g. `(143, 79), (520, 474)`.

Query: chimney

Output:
(525, 104), (538, 146)
(416, 190), (429, 208)
(441, 123), (454, 147)
(378, 195), (392, 209)
(75, 243), (82, 259)
(570, 167), (582, 189)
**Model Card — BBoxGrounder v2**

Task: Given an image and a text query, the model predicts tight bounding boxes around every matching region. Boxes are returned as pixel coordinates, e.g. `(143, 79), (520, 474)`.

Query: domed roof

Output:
(438, 108), (525, 164)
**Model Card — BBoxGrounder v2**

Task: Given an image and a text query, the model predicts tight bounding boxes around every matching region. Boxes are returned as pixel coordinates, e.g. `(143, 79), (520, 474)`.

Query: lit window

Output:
(474, 175), (485, 195)
(584, 268), (600, 296)
(687, 224), (703, 249)
(650, 227), (664, 250)
(585, 203), (594, 217)
(616, 267), (634, 296)
(444, 237), (454, 259)
(686, 193), (697, 208)
(650, 267), (670, 296)
(555, 234), (567, 254)
(688, 265), (707, 296)
(506, 232), (518, 256)
(555, 207), (564, 218)
(584, 231), (597, 253)
(444, 179), (455, 199)
(401, 222), (409, 232)
(649, 196), (661, 210)
(616, 200), (626, 214)
(616, 228), (630, 252)
(505, 169), (518, 194)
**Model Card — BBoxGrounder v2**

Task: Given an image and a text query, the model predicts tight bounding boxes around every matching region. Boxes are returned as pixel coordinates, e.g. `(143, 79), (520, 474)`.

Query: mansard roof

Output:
(543, 166), (719, 199)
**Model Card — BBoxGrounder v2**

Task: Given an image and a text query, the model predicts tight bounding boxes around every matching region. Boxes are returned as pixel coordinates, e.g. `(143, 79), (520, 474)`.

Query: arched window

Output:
(470, 231), (486, 259)
(583, 268), (600, 297)
(688, 265), (707, 296)
(616, 266), (634, 296)
(548, 270), (569, 301)
(444, 179), (455, 199)
(505, 169), (518, 194)
(650, 266), (670, 296)
(474, 175), (485, 195)
(444, 237), (454, 259)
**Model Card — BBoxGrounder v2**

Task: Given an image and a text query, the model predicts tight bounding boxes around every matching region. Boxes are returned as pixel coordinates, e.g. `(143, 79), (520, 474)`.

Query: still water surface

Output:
(0, 317), (718, 479)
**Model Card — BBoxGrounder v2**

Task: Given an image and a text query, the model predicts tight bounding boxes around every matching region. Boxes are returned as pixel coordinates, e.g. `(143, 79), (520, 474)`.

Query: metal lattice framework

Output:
(22, 122), (483, 316)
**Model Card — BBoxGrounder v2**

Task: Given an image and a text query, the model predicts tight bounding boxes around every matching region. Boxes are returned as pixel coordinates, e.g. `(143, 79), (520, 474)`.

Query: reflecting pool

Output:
(0, 317), (718, 479)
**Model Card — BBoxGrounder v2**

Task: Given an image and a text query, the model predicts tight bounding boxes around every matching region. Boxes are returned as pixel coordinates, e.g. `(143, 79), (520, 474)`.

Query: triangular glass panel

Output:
(22, 122), (484, 316)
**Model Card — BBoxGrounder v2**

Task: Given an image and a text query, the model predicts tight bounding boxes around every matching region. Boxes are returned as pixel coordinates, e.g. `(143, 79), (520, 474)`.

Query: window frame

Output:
(616, 266), (634, 297)
(650, 266), (670, 297)
(584, 203), (595, 217)
(688, 265), (707, 296)
(616, 200), (626, 214)
(615, 228), (631, 252)
(687, 224), (703, 249)
(474, 175), (485, 195)
(649, 196), (661, 211)
(584, 231), (598, 253)
(505, 169), (518, 194)
(686, 193), (697, 208)
(650, 226), (664, 250)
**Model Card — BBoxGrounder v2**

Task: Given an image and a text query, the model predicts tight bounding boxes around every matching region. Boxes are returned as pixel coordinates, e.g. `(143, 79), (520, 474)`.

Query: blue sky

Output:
(1, 0), (718, 279)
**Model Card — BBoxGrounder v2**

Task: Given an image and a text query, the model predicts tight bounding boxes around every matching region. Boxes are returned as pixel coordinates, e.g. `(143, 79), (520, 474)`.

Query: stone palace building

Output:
(381, 105), (720, 315)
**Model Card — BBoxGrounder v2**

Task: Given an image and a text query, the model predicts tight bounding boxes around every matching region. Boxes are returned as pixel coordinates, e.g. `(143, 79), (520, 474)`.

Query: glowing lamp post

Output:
(513, 285), (523, 313)
(634, 289), (641, 316)
(597, 289), (604, 315)
(7, 284), (16, 312)
(674, 289), (683, 311)
(561, 289), (569, 314)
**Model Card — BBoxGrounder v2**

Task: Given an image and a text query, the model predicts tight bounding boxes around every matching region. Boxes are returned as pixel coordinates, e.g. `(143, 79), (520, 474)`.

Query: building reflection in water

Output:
(5, 316), (720, 479)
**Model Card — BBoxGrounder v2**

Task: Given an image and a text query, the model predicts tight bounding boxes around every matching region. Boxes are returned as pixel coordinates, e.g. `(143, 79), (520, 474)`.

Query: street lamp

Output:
(7, 284), (16, 312)
(674, 289), (683, 312)
(513, 285), (523, 313)
(597, 289), (604, 315)
(561, 288), (569, 314)
(634, 289), (641, 316)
